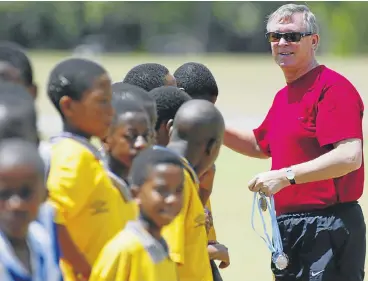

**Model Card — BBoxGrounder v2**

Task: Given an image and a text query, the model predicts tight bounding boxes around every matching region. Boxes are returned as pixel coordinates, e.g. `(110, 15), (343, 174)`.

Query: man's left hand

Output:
(248, 169), (289, 196)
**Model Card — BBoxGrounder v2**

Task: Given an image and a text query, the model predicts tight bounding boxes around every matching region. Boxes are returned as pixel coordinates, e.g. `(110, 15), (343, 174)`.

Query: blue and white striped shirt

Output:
(0, 221), (61, 281)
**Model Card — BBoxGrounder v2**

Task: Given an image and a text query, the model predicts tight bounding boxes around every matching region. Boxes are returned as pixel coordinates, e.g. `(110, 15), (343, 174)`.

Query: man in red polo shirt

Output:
(225, 4), (365, 281)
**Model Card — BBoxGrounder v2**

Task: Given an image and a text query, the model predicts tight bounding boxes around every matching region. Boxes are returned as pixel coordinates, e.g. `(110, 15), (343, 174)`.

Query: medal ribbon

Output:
(251, 192), (284, 262)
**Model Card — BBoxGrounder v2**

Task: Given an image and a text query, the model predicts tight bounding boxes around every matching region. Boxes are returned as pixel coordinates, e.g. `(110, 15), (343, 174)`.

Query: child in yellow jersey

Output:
(102, 93), (152, 219)
(157, 99), (227, 281)
(45, 58), (127, 281)
(174, 62), (231, 278)
(149, 86), (229, 279)
(90, 147), (185, 281)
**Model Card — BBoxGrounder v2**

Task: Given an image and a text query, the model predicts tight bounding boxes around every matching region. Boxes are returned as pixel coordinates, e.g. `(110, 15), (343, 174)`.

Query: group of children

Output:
(0, 41), (229, 281)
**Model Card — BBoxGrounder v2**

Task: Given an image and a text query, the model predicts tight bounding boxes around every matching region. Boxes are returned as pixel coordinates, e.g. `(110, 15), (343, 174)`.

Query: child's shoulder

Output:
(113, 226), (144, 251)
(102, 225), (144, 257)
(28, 221), (52, 249)
(49, 138), (101, 168)
(52, 138), (93, 154)
(28, 221), (63, 281)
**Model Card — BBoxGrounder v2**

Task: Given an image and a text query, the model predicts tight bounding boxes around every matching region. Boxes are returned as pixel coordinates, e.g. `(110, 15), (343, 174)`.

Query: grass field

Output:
(30, 52), (368, 281)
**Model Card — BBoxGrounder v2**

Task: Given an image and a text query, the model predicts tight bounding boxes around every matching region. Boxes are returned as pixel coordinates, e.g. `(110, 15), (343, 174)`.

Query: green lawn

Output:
(213, 148), (273, 280)
(30, 52), (368, 281)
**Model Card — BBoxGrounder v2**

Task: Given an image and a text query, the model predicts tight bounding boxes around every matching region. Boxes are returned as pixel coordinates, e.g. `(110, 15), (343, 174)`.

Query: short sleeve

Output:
(205, 200), (217, 242)
(316, 83), (364, 147)
(47, 150), (100, 224)
(253, 109), (273, 157)
(89, 244), (131, 281)
(162, 173), (191, 265)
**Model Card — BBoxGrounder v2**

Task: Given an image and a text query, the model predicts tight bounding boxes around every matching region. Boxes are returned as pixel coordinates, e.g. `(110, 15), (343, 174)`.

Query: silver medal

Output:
(259, 192), (267, 212)
(252, 192), (287, 273)
(273, 252), (289, 270)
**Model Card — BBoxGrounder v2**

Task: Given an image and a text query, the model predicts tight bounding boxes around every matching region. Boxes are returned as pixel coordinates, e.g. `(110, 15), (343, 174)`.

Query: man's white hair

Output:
(266, 4), (319, 34)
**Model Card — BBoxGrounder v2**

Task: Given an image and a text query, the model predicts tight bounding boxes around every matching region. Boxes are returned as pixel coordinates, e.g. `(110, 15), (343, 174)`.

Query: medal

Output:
(251, 192), (288, 270)
(259, 192), (268, 212)
(273, 252), (289, 270)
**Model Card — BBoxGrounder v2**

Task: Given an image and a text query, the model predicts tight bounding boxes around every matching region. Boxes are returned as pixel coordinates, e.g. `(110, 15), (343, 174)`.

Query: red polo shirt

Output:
(253, 65), (364, 215)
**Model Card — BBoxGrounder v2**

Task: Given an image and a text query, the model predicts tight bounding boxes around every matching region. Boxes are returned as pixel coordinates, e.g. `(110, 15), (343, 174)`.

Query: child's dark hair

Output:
(0, 138), (45, 178)
(149, 86), (191, 131)
(47, 58), (107, 116)
(0, 61), (22, 84)
(112, 82), (156, 122)
(0, 82), (38, 144)
(0, 41), (34, 87)
(174, 62), (218, 100)
(110, 97), (146, 129)
(112, 82), (154, 106)
(129, 147), (184, 188)
(123, 63), (170, 92)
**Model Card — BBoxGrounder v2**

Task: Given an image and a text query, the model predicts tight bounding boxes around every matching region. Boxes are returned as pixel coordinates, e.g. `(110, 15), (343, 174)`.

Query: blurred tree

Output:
(0, 1), (365, 55)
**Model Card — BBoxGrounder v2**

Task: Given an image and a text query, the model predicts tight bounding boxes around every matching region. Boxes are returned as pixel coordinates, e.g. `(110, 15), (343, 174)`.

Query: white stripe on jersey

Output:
(0, 221), (61, 281)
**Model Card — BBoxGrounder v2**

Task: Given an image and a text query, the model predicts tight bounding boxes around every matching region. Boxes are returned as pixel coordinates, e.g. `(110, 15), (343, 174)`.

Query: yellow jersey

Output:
(162, 158), (213, 281)
(90, 221), (178, 281)
(47, 138), (137, 281)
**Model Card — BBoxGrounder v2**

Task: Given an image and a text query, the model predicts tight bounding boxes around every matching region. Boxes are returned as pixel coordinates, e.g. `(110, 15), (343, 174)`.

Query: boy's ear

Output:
(42, 188), (48, 202)
(205, 138), (217, 155)
(130, 185), (140, 200)
(59, 96), (74, 117)
(28, 84), (38, 100)
(168, 123), (174, 138)
(103, 135), (112, 152)
(166, 119), (174, 131)
(211, 95), (217, 104)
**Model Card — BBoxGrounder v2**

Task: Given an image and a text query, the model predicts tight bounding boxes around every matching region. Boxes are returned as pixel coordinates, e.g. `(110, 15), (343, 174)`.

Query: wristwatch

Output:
(286, 167), (296, 185)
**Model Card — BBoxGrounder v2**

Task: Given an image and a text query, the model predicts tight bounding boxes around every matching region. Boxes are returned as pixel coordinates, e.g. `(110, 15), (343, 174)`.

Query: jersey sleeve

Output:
(316, 82), (364, 146)
(205, 200), (217, 242)
(89, 244), (131, 281)
(47, 150), (99, 224)
(162, 173), (191, 265)
(253, 108), (273, 157)
(199, 164), (215, 192)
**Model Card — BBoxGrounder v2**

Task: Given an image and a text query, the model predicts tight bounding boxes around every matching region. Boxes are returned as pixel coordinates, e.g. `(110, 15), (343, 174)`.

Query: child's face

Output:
(106, 111), (150, 169)
(62, 74), (114, 139)
(136, 164), (184, 228)
(0, 165), (44, 239)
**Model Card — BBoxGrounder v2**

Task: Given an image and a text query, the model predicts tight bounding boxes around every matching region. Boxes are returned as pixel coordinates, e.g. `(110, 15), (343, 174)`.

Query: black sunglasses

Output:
(265, 32), (313, 43)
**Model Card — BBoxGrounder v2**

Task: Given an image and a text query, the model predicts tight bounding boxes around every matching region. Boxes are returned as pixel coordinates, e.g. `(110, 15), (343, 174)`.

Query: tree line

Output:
(0, 2), (366, 55)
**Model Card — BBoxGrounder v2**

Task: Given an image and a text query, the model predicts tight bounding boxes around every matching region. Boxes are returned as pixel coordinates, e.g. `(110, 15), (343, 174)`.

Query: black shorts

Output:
(272, 202), (366, 281)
